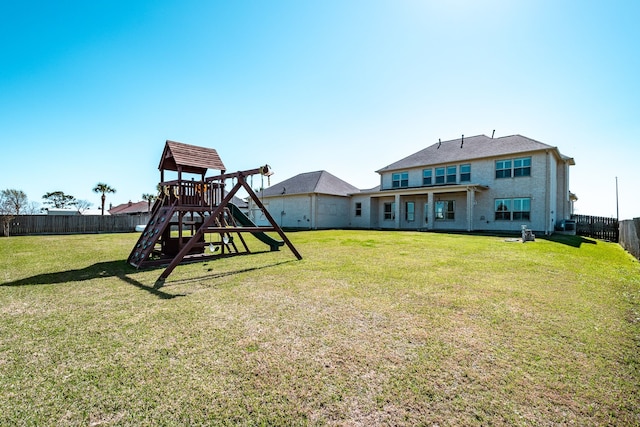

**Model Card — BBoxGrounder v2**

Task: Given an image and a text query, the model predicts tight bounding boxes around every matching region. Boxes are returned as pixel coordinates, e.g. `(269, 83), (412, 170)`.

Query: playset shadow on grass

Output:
(127, 140), (302, 287)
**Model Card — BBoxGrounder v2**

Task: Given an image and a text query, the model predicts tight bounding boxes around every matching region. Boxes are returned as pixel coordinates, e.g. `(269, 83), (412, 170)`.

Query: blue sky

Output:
(1, 0), (638, 219)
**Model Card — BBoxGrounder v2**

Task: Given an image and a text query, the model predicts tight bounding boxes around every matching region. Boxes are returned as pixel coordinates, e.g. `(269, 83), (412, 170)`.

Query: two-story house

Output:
(353, 134), (575, 234)
(253, 134), (575, 234)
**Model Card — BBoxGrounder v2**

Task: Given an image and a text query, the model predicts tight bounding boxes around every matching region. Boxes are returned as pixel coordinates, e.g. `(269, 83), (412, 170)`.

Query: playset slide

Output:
(228, 203), (284, 251)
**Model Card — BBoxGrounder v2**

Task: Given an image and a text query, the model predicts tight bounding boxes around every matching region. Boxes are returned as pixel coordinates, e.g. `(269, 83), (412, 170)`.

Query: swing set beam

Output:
(154, 169), (301, 287)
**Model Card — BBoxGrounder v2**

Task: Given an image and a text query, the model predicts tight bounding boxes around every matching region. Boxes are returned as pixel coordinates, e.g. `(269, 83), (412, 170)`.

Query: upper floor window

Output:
(392, 172), (409, 188)
(496, 157), (531, 179)
(514, 157), (531, 177)
(446, 166), (457, 184)
(496, 160), (512, 178)
(354, 202), (362, 217)
(460, 164), (471, 182)
(435, 167), (445, 184)
(423, 169), (432, 186)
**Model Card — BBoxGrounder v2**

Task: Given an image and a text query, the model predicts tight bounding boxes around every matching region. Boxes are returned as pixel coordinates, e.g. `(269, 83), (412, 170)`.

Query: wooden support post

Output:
(240, 177), (303, 261)
(154, 169), (302, 287)
(156, 180), (244, 286)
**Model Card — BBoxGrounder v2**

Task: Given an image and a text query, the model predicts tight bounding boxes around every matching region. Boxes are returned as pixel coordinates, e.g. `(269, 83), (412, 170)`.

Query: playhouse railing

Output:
(159, 180), (225, 208)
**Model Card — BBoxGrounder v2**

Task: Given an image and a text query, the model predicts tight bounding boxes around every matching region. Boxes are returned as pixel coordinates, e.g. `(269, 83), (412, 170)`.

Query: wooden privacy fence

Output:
(619, 218), (640, 260)
(571, 214), (619, 242)
(1, 214), (151, 236)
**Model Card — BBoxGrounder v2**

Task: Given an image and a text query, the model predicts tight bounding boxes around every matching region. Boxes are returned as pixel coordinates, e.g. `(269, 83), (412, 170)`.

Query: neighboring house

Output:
(250, 170), (360, 229)
(256, 134), (576, 234)
(80, 209), (108, 216)
(109, 201), (149, 215)
(46, 208), (80, 216)
(227, 193), (249, 214)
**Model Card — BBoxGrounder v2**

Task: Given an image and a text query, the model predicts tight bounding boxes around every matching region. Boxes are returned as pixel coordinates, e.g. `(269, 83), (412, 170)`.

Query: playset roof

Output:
(159, 140), (226, 175)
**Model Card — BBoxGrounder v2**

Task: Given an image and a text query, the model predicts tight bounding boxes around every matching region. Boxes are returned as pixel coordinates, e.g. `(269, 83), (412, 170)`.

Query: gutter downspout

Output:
(545, 150), (551, 235)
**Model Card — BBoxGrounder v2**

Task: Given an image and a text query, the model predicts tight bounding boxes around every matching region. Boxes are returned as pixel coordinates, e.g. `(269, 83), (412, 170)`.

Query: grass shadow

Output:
(0, 260), (137, 287)
(0, 260), (182, 300)
(543, 234), (597, 248)
(1, 257), (295, 299)
(459, 230), (598, 248)
(156, 260), (296, 288)
(116, 273), (185, 299)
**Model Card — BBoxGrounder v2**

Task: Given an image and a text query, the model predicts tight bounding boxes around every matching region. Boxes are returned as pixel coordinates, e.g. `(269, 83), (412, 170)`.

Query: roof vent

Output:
(460, 135), (464, 148)
(437, 138), (441, 149)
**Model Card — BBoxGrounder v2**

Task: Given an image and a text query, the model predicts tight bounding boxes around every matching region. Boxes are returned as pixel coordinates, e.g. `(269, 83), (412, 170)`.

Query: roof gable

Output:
(261, 171), (360, 197)
(377, 134), (571, 173)
(159, 140), (226, 175)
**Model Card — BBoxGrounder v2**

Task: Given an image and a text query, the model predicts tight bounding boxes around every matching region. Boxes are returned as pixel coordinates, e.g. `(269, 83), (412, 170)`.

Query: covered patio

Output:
(369, 184), (489, 231)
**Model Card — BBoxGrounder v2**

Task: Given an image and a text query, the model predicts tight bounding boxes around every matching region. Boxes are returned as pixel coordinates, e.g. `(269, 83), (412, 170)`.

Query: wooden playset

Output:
(127, 140), (302, 286)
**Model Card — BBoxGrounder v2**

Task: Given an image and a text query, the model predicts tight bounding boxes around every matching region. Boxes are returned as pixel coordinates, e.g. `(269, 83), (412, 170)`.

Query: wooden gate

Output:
(571, 214), (619, 242)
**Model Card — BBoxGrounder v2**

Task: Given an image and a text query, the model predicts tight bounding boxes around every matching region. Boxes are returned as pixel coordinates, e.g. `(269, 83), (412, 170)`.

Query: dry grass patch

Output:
(1, 230), (639, 425)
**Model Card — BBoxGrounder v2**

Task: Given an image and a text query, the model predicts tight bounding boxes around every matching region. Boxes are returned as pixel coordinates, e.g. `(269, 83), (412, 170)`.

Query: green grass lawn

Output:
(1, 230), (639, 426)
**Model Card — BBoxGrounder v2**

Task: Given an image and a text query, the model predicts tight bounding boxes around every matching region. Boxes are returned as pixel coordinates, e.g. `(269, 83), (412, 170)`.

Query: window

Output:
(496, 157), (531, 178)
(355, 202), (362, 217)
(423, 169), (432, 186)
(384, 202), (395, 220)
(405, 202), (415, 222)
(495, 198), (531, 221)
(513, 198), (531, 220)
(460, 164), (471, 182)
(392, 172), (409, 188)
(435, 200), (455, 220)
(446, 166), (457, 184)
(495, 199), (512, 220)
(435, 167), (445, 184)
(495, 160), (512, 178)
(514, 157), (531, 177)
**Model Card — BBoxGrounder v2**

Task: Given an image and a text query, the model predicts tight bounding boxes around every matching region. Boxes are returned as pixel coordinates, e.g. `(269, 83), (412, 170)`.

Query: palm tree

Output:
(93, 183), (116, 216)
(142, 193), (156, 213)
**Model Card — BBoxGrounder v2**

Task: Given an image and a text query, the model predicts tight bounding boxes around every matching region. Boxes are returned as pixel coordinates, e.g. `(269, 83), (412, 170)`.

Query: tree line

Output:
(1, 184), (159, 215)
(1, 184), (161, 236)
(0, 184), (116, 215)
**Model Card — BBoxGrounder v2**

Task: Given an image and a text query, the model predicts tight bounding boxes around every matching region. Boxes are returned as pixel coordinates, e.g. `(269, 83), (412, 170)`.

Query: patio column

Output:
(466, 188), (475, 232)
(427, 192), (434, 230)
(394, 194), (401, 229)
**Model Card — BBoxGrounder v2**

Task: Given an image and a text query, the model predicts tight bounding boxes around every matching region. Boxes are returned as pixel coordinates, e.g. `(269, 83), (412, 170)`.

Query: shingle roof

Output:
(377, 134), (574, 173)
(260, 171), (360, 197)
(109, 201), (149, 215)
(159, 140), (226, 175)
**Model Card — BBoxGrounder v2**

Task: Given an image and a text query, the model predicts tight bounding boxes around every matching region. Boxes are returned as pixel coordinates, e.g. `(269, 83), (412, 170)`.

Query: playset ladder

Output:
(128, 205), (175, 268)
